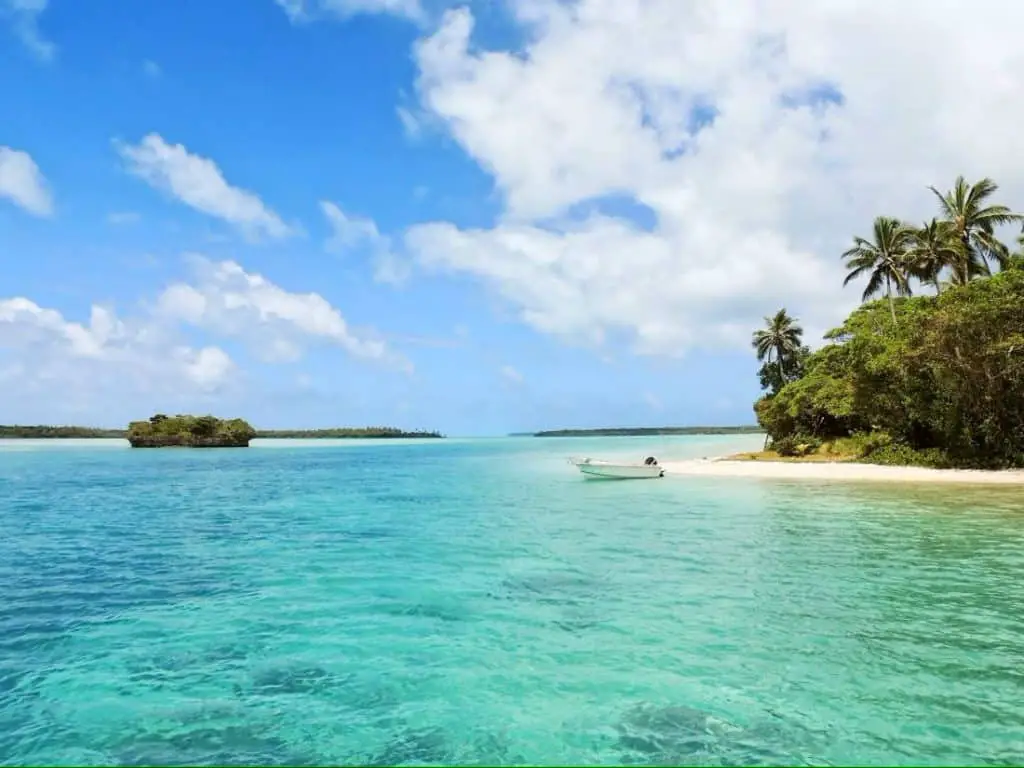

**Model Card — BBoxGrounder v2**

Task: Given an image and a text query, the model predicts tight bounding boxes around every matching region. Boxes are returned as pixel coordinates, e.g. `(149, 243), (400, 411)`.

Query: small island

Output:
(127, 414), (257, 448)
(746, 174), (1024, 470)
(531, 426), (761, 437)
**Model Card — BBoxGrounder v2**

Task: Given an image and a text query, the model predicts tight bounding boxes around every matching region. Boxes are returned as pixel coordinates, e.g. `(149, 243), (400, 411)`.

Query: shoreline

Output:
(661, 457), (1024, 485)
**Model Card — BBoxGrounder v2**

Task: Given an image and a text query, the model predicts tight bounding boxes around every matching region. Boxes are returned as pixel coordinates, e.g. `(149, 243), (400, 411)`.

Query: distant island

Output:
(531, 426), (762, 437)
(0, 425), (125, 439)
(255, 428), (443, 439)
(0, 423), (444, 441)
(127, 414), (257, 448)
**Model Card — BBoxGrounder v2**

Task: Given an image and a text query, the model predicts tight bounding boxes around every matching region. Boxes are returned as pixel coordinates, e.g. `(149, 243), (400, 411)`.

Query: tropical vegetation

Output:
(751, 176), (1024, 469)
(127, 414), (257, 448)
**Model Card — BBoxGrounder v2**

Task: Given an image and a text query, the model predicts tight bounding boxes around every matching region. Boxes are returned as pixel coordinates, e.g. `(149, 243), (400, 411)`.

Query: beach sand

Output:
(661, 458), (1024, 484)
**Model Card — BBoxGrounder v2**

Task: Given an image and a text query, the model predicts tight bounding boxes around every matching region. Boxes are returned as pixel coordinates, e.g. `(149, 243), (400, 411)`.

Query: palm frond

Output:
(862, 269), (885, 302)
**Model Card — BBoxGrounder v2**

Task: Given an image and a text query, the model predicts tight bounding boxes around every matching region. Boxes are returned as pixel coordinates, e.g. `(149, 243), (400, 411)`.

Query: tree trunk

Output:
(886, 274), (896, 323)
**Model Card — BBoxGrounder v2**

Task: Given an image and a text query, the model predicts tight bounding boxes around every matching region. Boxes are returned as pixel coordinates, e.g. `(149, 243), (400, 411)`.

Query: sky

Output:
(2, 0), (1023, 436)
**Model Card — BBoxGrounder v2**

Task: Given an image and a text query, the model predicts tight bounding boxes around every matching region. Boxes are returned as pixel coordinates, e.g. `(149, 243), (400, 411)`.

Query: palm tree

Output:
(752, 309), (804, 392)
(904, 218), (961, 294)
(929, 176), (1022, 274)
(841, 216), (915, 322)
(752, 309), (804, 449)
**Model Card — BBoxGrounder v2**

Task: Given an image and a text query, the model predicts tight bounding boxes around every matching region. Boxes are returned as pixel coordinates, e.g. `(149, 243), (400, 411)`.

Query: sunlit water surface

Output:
(1, 435), (1023, 765)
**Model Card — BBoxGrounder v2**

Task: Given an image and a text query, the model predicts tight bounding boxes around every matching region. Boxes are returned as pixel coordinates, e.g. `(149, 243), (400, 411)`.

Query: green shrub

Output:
(126, 414), (256, 447)
(772, 435), (821, 457)
(864, 444), (952, 469)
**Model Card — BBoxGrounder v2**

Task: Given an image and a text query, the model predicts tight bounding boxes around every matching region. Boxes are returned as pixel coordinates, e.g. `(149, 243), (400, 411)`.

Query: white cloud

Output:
(0, 255), (409, 421)
(321, 200), (409, 285)
(396, 106), (423, 140)
(4, 0), (54, 61)
(0, 297), (236, 421)
(155, 255), (410, 370)
(117, 134), (292, 240)
(401, 0), (1024, 356)
(0, 146), (53, 216)
(500, 364), (524, 384)
(275, 0), (422, 23)
(143, 59), (162, 78)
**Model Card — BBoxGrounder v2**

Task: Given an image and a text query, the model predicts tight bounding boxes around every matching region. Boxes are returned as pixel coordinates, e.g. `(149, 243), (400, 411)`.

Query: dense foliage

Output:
(127, 414), (257, 447)
(0, 425), (124, 438)
(255, 427), (443, 438)
(752, 176), (1024, 468)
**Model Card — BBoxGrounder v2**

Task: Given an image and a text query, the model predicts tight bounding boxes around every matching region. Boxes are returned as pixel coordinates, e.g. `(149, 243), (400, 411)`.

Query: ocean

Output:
(1, 435), (1022, 765)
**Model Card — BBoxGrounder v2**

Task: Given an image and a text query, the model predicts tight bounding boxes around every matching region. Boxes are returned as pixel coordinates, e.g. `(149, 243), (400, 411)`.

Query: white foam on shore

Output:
(661, 458), (1024, 485)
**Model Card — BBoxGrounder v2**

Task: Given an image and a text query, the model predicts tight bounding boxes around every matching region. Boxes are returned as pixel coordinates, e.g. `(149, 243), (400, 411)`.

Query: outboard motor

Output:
(644, 456), (658, 466)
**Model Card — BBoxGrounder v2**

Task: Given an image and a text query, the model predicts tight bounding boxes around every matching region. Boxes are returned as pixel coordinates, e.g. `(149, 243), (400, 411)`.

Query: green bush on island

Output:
(127, 413), (257, 448)
(752, 176), (1024, 469)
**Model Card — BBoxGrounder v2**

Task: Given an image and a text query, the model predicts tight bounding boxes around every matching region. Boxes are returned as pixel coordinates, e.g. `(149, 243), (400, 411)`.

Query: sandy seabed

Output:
(661, 458), (1024, 485)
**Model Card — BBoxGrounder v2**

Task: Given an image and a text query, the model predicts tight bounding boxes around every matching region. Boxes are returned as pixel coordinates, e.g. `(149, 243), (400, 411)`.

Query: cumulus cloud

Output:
(0, 146), (53, 216)
(155, 256), (409, 370)
(0, 256), (407, 422)
(4, 0), (54, 61)
(321, 200), (409, 285)
(275, 0), (422, 23)
(0, 296), (235, 421)
(117, 134), (292, 240)
(399, 0), (1024, 356)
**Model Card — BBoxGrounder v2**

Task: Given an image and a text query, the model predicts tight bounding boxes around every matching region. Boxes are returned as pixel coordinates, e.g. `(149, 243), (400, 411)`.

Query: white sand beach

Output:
(662, 458), (1024, 485)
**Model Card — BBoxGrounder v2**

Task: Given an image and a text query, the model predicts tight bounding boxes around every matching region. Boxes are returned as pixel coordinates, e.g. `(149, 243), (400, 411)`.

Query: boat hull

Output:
(573, 460), (664, 479)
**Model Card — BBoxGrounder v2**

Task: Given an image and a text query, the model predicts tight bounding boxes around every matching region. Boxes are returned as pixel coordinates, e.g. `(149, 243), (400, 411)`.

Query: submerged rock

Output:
(615, 703), (822, 766)
(615, 703), (745, 765)
(114, 724), (314, 766)
(247, 664), (338, 696)
(367, 725), (451, 766)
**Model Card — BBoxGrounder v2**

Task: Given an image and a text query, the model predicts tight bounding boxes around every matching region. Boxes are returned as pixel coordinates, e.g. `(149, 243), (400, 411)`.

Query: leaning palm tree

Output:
(904, 218), (963, 294)
(752, 308), (804, 391)
(929, 176), (1023, 274)
(841, 216), (915, 322)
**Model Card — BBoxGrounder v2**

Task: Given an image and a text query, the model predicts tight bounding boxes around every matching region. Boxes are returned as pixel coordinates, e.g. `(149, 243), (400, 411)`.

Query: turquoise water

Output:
(2, 435), (1024, 766)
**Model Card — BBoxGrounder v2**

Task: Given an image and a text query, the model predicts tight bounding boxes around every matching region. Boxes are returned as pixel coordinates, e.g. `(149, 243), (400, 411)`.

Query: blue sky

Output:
(2, 0), (1016, 435)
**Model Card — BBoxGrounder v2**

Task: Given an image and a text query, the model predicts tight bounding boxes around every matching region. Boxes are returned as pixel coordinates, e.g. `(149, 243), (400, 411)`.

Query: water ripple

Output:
(2, 436), (1024, 764)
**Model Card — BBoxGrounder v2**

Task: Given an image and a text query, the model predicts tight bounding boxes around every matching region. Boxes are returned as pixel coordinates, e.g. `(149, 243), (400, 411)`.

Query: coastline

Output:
(662, 457), (1024, 484)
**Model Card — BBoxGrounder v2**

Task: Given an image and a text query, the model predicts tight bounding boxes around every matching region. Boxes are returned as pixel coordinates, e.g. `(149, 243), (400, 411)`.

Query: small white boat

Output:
(569, 456), (665, 479)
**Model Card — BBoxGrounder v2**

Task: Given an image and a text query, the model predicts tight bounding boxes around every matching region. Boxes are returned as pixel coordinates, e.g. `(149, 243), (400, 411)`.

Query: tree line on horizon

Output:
(0, 419), (444, 440)
(751, 175), (1024, 468)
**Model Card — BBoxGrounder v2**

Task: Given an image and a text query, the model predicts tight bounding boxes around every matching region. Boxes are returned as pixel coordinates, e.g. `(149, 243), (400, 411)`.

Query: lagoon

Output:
(1, 435), (1022, 765)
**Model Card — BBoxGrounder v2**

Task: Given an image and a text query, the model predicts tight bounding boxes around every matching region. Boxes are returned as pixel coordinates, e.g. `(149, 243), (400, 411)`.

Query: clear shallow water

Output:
(2, 435), (1024, 766)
